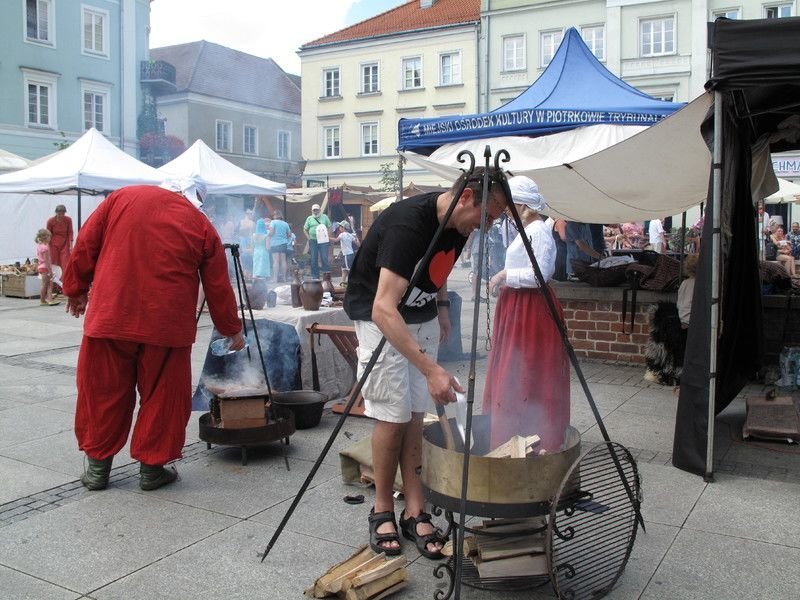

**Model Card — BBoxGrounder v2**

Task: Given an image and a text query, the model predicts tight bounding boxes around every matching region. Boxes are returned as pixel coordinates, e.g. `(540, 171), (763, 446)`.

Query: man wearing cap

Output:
(62, 184), (244, 492)
(303, 203), (332, 278)
(46, 205), (74, 273)
(344, 167), (507, 559)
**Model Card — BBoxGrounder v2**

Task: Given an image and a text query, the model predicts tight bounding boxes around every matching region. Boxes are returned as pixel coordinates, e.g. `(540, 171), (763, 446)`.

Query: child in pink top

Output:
(35, 229), (60, 306)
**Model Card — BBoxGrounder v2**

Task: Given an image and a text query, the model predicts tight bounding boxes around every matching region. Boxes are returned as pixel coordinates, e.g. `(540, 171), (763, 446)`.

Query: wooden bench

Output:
(306, 323), (367, 417)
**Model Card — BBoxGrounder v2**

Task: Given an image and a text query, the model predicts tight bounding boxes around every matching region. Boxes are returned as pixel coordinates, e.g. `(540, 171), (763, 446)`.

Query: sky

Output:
(149, 0), (404, 75)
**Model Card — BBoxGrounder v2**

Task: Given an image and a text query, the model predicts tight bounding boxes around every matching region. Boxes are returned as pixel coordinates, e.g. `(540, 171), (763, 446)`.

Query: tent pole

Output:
(397, 153), (404, 201)
(679, 211), (687, 279)
(705, 91), (723, 482)
(77, 188), (82, 231)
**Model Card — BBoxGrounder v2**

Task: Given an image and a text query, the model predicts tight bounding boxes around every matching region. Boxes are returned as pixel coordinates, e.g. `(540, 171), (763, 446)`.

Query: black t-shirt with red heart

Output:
(344, 192), (466, 324)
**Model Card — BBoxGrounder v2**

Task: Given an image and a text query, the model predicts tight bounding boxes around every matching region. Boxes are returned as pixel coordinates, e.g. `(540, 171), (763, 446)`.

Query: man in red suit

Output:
(63, 183), (244, 491)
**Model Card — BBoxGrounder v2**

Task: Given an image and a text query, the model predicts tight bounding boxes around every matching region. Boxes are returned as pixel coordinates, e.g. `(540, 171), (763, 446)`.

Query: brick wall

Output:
(552, 284), (677, 364)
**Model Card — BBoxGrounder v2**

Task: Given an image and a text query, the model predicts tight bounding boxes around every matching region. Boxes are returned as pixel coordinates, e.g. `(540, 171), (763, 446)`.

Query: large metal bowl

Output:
(421, 416), (581, 518)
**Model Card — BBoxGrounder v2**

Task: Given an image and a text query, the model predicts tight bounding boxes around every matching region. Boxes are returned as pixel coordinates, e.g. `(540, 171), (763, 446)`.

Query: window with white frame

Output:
(323, 68), (340, 97)
(640, 16), (675, 57)
(361, 63), (379, 94)
(503, 35), (525, 71)
(439, 52), (461, 85)
(81, 83), (110, 132)
(26, 0), (53, 44)
(540, 30), (563, 67)
(712, 8), (740, 19)
(581, 25), (605, 61)
(22, 69), (58, 128)
(243, 125), (258, 155)
(361, 122), (378, 156)
(323, 126), (340, 159)
(765, 3), (793, 18)
(650, 92), (675, 102)
(82, 7), (108, 56)
(216, 120), (232, 152)
(402, 57), (422, 89)
(278, 130), (290, 159)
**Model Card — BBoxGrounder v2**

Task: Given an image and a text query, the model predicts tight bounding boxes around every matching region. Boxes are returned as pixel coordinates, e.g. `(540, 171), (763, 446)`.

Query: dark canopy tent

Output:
(397, 27), (682, 154)
(673, 16), (800, 478)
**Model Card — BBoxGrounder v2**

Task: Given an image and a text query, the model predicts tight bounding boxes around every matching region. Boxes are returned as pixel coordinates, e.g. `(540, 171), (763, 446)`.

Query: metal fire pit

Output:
(422, 417), (642, 600)
(422, 417), (581, 518)
(198, 392), (295, 465)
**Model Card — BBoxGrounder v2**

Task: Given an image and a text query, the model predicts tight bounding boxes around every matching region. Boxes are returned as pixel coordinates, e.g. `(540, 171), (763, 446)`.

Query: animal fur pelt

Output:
(644, 301), (686, 386)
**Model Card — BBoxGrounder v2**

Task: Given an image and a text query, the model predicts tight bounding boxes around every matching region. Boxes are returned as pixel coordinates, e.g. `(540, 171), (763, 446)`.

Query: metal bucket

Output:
(421, 416), (581, 518)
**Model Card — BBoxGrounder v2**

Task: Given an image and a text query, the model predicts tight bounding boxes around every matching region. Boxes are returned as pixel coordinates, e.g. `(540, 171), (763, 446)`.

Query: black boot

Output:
(80, 456), (113, 490)
(139, 463), (178, 491)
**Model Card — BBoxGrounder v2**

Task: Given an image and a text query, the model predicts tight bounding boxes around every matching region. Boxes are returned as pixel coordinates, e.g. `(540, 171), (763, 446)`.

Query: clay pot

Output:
(299, 279), (323, 310)
(290, 270), (303, 308)
(321, 272), (336, 295)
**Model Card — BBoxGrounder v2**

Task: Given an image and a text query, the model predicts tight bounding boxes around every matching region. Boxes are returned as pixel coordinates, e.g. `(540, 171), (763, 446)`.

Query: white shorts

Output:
(354, 318), (440, 423)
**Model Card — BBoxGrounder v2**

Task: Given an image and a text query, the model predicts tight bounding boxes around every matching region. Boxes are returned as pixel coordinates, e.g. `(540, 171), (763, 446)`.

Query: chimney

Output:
(420, 0), (436, 8)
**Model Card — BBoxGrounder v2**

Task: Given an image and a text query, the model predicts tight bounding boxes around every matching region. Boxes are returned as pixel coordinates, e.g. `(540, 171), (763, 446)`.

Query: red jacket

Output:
(63, 185), (241, 347)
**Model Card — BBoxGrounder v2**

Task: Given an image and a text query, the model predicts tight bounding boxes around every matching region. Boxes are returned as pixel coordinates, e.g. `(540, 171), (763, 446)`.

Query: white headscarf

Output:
(160, 178), (208, 208)
(508, 176), (546, 213)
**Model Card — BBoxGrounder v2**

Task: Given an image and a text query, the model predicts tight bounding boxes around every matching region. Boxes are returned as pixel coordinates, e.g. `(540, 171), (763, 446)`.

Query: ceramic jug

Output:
(290, 270), (303, 308)
(299, 279), (323, 311)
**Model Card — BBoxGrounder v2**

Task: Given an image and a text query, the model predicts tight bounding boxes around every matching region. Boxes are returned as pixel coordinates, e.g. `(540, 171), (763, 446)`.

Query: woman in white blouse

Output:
(483, 176), (570, 453)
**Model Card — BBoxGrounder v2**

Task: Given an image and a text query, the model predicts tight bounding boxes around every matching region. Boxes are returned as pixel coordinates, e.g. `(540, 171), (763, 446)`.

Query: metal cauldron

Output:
(421, 416), (581, 518)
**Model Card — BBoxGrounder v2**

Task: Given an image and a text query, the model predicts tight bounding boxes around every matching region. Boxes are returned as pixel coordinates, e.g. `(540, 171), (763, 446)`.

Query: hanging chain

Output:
(484, 235), (493, 351)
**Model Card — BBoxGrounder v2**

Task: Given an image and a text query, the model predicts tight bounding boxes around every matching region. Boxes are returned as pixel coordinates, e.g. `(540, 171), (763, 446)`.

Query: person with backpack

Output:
(303, 203), (332, 278)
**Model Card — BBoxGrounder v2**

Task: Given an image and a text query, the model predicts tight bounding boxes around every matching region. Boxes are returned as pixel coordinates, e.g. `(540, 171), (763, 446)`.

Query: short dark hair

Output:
(451, 166), (508, 208)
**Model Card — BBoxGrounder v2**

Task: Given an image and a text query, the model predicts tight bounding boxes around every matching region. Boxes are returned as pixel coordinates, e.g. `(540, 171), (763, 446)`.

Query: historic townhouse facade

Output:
(299, 0), (481, 189)
(482, 0), (797, 110)
(0, 0), (150, 158)
(149, 41), (303, 185)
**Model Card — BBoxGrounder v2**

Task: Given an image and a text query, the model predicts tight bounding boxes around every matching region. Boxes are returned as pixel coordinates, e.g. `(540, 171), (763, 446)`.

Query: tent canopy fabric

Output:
(0, 128), (163, 193)
(765, 178), (800, 203)
(0, 149), (30, 173)
(405, 93), (712, 223)
(158, 139), (286, 196)
(397, 27), (683, 153)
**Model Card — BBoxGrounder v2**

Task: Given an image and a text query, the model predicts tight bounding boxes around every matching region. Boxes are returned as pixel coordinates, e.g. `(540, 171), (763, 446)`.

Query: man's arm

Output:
(372, 268), (460, 404)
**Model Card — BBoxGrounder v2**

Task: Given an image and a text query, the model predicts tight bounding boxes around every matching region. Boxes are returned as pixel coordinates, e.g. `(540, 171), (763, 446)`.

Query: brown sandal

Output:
(399, 511), (447, 560)
(368, 508), (402, 556)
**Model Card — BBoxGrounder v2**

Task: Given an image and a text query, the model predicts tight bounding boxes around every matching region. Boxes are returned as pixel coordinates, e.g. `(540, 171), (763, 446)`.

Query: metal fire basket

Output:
(423, 418), (641, 600)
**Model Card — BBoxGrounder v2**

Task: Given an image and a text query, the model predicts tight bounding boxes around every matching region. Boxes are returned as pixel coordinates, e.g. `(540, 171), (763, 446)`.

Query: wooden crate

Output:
(2, 274), (41, 298)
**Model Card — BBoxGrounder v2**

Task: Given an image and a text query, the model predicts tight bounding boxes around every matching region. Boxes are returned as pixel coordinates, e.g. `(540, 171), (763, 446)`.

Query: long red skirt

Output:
(483, 286), (570, 452)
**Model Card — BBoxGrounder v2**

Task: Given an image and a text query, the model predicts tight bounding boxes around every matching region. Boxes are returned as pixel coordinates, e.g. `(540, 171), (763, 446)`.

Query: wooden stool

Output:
(307, 323), (367, 417)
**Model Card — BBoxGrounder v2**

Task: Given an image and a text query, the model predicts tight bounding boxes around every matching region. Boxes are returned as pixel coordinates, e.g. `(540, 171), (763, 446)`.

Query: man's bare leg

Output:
(399, 412), (442, 554)
(371, 419), (405, 552)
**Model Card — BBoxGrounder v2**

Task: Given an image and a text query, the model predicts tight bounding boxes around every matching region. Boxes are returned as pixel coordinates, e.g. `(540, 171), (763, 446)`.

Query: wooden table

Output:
(253, 304), (353, 400)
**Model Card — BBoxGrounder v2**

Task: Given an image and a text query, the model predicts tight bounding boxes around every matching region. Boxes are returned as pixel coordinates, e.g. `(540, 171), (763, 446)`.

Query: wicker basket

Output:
(571, 260), (628, 287)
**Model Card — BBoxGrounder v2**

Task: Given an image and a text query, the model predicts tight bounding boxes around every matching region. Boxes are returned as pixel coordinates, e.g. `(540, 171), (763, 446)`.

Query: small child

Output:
(35, 229), (60, 306)
(331, 220), (359, 284)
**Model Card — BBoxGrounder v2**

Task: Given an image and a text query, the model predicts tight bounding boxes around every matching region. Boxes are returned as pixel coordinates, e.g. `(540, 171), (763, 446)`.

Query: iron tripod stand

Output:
(260, 148), (643, 600)
(197, 243), (272, 396)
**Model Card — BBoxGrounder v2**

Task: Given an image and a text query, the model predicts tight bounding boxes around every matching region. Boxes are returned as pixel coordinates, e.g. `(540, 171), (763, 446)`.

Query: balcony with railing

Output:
(140, 60), (177, 95)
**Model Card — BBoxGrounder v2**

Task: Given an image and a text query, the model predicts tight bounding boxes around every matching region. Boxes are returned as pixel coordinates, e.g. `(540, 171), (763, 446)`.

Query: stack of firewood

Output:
(443, 518), (549, 579)
(306, 545), (408, 600)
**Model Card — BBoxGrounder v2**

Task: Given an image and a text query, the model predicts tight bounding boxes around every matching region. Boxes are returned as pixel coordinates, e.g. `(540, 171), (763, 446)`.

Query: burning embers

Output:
(204, 361), (270, 429)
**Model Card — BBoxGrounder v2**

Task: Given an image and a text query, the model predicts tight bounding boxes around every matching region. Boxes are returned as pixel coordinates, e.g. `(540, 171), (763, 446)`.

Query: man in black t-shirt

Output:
(344, 168), (508, 558)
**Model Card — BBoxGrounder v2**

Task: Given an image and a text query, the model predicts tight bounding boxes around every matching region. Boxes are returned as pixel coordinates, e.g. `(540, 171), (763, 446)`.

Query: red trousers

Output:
(75, 336), (192, 465)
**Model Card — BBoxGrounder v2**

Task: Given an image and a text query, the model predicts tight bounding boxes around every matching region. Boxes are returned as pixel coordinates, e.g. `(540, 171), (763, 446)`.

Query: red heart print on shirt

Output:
(428, 249), (456, 288)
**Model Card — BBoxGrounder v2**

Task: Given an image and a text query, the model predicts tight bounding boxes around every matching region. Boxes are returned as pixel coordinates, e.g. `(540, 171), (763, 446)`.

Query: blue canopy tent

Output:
(398, 27), (683, 155)
(395, 27), (714, 224)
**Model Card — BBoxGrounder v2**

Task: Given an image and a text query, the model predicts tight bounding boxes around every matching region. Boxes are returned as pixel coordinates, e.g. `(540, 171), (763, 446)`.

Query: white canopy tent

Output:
(0, 129), (166, 262)
(0, 128), (164, 228)
(765, 177), (800, 203)
(158, 140), (286, 196)
(402, 93), (713, 224)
